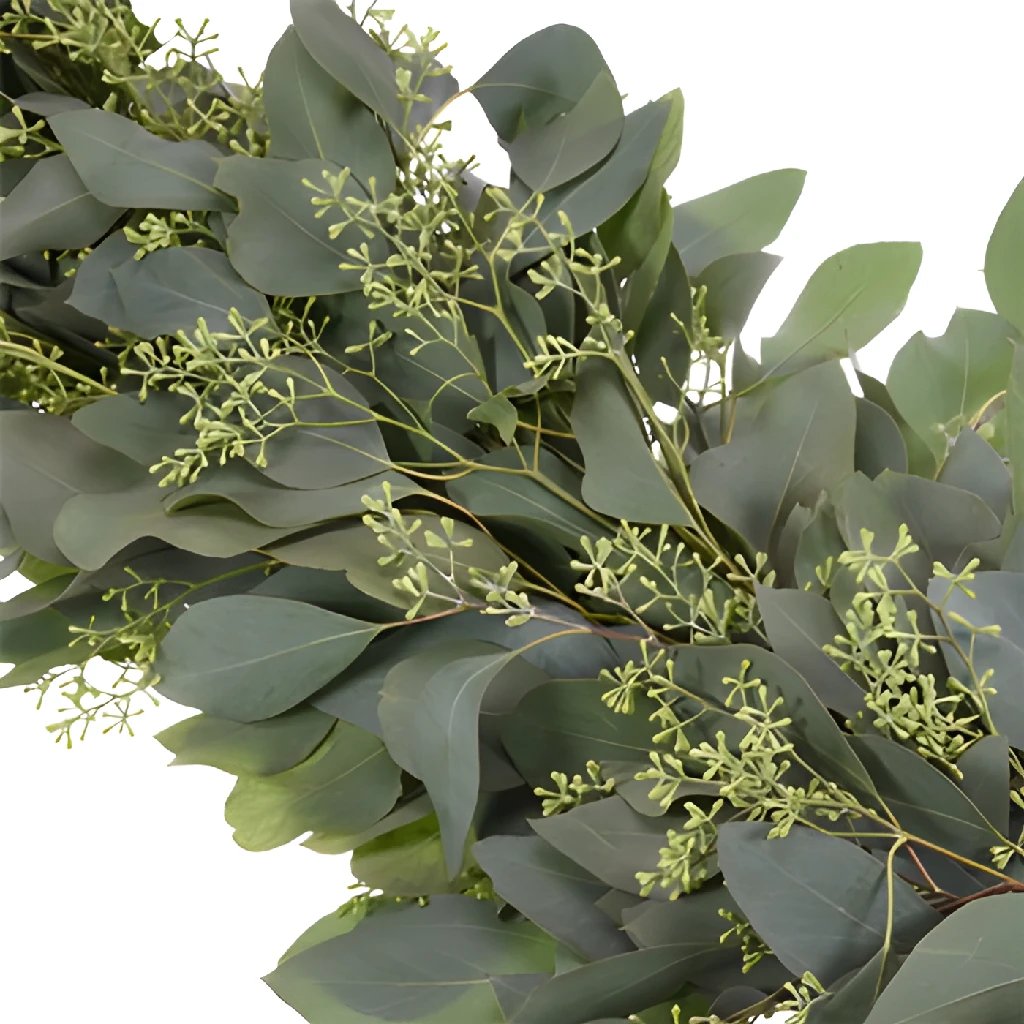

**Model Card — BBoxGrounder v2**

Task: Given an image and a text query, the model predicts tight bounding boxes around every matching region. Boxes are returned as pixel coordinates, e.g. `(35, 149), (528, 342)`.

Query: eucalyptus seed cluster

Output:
(128, 311), (331, 486)
(572, 524), (770, 642)
(717, 908), (771, 975)
(823, 524), (998, 773)
(534, 760), (616, 816)
(0, 330), (112, 414)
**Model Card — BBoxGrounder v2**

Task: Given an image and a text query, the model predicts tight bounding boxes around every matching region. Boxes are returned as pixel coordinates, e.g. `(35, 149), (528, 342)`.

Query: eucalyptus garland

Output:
(3, 2), (1024, 1023)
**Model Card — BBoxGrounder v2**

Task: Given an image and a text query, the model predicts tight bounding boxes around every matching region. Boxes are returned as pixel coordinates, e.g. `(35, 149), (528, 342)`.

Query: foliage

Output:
(3, 2), (1024, 1022)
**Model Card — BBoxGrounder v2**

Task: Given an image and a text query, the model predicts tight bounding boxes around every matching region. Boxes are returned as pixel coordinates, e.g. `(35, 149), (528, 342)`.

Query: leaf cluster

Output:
(3, 2), (1024, 1022)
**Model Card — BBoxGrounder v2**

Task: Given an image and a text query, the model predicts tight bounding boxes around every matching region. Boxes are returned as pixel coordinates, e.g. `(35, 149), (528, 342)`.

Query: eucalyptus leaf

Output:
(263, 26), (395, 192)
(672, 168), (805, 276)
(0, 154), (122, 260)
(48, 108), (232, 211)
(985, 172), (1024, 334)
(290, 0), (405, 130)
(862, 894), (1024, 1024)
(717, 822), (940, 985)
(154, 595), (382, 721)
(214, 155), (380, 296)
(758, 242), (922, 384)
(264, 896), (555, 1023)
(225, 719), (401, 851)
(573, 358), (693, 525)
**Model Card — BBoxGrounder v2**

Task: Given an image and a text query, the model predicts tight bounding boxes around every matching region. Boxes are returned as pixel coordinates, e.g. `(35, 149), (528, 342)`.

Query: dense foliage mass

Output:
(4, 2), (1024, 1022)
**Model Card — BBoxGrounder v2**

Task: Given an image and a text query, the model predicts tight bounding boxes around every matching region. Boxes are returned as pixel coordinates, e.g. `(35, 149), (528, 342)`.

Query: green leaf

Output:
(806, 947), (906, 1024)
(672, 168), (805, 276)
(502, 679), (659, 788)
(758, 242), (922, 384)
(108, 245), (271, 339)
(467, 394), (519, 444)
(155, 706), (335, 776)
(53, 480), (302, 571)
(530, 795), (687, 896)
(48, 108), (231, 211)
(225, 719), (401, 851)
(754, 584), (866, 718)
(379, 644), (546, 874)
(985, 173), (1024, 334)
(512, 945), (720, 1024)
(264, 896), (555, 1023)
(251, 354), (390, 488)
(447, 447), (605, 551)
(698, 251), (782, 342)
(473, 835), (634, 961)
(290, 0), (404, 129)
(0, 607), (75, 689)
(573, 358), (693, 525)
(509, 70), (623, 192)
(166, 463), (418, 529)
(0, 411), (143, 565)
(717, 822), (940, 985)
(71, 392), (192, 467)
(513, 98), (673, 271)
(855, 397), (909, 478)
(956, 735), (1010, 835)
(862, 894), (1024, 1024)
(263, 26), (394, 192)
(846, 734), (1001, 860)
(471, 24), (612, 141)
(936, 427), (1011, 522)
(690, 361), (855, 552)
(886, 308), (1017, 464)
(630, 245), (692, 406)
(1008, 343), (1024, 517)
(350, 812), (457, 896)
(0, 154), (122, 260)
(213, 155), (380, 296)
(154, 596), (382, 721)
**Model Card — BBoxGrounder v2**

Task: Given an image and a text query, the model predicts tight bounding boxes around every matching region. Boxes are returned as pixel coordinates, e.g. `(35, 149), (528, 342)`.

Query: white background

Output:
(3, 1), (1024, 1021)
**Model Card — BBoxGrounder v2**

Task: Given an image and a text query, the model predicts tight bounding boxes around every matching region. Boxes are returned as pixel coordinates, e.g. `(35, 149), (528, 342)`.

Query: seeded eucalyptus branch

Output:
(3, 2), (1024, 1023)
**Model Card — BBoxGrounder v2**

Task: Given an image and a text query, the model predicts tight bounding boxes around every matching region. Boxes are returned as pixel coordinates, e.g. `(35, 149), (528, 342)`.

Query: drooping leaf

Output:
(263, 25), (395, 192)
(213, 155), (382, 296)
(512, 944), (722, 1024)
(513, 97), (673, 271)
(697, 251), (782, 342)
(758, 242), (922, 384)
(956, 735), (1010, 835)
(379, 643), (546, 874)
(846, 733), (1001, 860)
(754, 584), (865, 718)
(52, 480), (303, 570)
(717, 822), (940, 986)
(473, 835), (634, 961)
(855, 397), (909, 478)
(447, 446), (605, 551)
(48, 108), (231, 210)
(0, 411), (143, 565)
(886, 307), (1017, 464)
(862, 894), (1024, 1024)
(936, 427), (1012, 522)
(71, 392), (193, 467)
(672, 168), (805, 276)
(155, 706), (335, 776)
(0, 154), (122, 260)
(509, 70), (623, 192)
(264, 896), (555, 1024)
(502, 679), (659, 788)
(530, 795), (687, 897)
(94, 245), (271, 339)
(806, 947), (906, 1024)
(290, 0), (405, 129)
(690, 361), (856, 553)
(350, 811), (459, 896)
(154, 595), (382, 721)
(471, 24), (612, 141)
(573, 358), (693, 525)
(1007, 343), (1024, 516)
(630, 245), (693, 406)
(985, 172), (1024, 334)
(225, 719), (401, 851)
